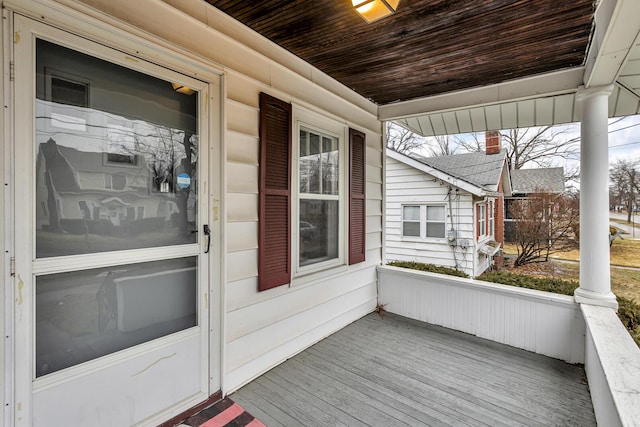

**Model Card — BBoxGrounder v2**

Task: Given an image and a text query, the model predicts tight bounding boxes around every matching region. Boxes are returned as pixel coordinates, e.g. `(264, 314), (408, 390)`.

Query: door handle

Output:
(203, 224), (211, 254)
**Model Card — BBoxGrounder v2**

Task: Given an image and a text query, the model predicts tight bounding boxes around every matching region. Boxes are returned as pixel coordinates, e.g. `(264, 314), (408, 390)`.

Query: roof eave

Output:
(387, 148), (486, 196)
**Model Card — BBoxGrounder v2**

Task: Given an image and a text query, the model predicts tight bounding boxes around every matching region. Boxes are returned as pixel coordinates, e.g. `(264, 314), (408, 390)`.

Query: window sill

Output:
(291, 263), (349, 288)
(400, 236), (448, 243)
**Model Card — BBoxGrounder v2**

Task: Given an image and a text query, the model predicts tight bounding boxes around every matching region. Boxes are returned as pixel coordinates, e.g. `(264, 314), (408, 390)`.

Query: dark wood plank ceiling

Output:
(206, 0), (594, 105)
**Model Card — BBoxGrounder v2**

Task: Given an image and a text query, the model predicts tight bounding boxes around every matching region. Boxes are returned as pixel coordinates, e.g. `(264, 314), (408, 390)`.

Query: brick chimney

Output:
(485, 130), (501, 155)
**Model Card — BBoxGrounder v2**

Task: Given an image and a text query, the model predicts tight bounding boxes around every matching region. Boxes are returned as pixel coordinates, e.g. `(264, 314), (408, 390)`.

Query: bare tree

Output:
(454, 133), (483, 153)
(456, 126), (580, 172)
(424, 135), (459, 156)
(386, 122), (425, 154)
(510, 190), (579, 266)
(610, 159), (640, 221)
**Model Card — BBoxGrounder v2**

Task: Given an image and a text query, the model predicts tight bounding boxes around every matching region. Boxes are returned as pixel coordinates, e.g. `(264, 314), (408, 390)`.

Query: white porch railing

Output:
(581, 304), (640, 426)
(377, 265), (585, 363)
(377, 265), (640, 426)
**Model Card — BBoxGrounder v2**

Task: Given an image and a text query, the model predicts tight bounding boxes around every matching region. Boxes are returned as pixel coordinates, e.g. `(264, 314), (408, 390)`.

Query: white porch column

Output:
(574, 85), (618, 309)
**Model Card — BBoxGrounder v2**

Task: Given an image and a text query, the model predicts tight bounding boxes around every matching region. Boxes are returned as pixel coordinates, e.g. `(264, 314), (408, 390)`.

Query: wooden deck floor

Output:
(230, 313), (595, 426)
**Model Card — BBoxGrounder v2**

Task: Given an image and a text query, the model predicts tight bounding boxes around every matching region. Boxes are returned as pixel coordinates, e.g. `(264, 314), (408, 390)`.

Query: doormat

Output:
(179, 398), (266, 427)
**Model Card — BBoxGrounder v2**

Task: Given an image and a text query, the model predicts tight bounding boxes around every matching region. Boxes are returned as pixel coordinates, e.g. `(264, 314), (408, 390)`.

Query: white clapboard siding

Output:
(226, 221), (258, 253)
(385, 156), (481, 277)
(226, 102), (258, 137)
(226, 267), (377, 343)
(226, 284), (376, 374)
(226, 162), (258, 194)
(220, 45), (382, 394)
(227, 249), (258, 283)
(378, 266), (585, 364)
(226, 193), (258, 222)
(226, 248), (382, 314)
(225, 299), (374, 393)
(226, 131), (259, 165)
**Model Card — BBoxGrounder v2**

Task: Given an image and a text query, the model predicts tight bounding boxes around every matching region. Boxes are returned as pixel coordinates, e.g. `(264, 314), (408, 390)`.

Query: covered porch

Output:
(2, 0), (640, 426)
(231, 312), (595, 426)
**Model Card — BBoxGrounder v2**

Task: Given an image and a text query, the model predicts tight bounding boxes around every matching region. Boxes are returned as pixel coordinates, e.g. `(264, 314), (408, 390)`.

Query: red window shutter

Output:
(258, 93), (292, 291)
(349, 128), (366, 265)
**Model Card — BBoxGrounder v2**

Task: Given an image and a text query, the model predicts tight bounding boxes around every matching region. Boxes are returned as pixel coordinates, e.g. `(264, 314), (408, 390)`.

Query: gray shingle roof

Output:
(410, 150), (507, 192)
(510, 167), (565, 194)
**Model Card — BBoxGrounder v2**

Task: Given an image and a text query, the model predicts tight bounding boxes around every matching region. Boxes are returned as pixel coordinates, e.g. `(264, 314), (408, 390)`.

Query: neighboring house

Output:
(386, 131), (512, 277)
(504, 167), (565, 241)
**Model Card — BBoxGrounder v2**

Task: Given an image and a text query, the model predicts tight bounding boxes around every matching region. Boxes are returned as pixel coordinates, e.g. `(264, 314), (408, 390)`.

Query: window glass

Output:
(403, 206), (420, 221)
(478, 204), (486, 236)
(403, 222), (420, 237)
(426, 205), (445, 238)
(403, 206), (421, 232)
(426, 222), (445, 238)
(298, 126), (341, 268)
(35, 39), (199, 258)
(299, 200), (339, 266)
(321, 136), (339, 195)
(402, 206), (420, 237)
(35, 257), (197, 377)
(488, 201), (494, 236)
(426, 206), (445, 221)
(403, 205), (445, 238)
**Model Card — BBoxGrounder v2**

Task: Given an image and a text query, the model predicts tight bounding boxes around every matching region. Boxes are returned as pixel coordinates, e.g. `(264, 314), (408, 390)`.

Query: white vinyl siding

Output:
(221, 56), (383, 392)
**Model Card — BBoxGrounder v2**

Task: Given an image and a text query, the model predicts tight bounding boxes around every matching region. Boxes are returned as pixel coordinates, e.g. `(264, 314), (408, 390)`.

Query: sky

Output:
(608, 115), (640, 163)
(414, 114), (640, 181)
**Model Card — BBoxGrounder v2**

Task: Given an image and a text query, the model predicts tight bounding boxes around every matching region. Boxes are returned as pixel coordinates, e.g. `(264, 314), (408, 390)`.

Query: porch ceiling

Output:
(207, 0), (640, 135)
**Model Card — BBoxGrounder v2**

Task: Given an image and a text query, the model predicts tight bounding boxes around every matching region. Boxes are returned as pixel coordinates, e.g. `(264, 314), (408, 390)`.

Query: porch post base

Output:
(574, 287), (618, 310)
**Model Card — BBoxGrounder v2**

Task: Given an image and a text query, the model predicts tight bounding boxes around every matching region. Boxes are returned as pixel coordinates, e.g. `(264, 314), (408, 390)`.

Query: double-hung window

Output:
(402, 205), (446, 239)
(258, 93), (366, 291)
(298, 126), (342, 269)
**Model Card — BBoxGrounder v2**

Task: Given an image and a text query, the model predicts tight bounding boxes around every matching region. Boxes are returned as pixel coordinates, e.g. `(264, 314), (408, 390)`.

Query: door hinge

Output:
(10, 257), (15, 276)
(9, 61), (14, 82)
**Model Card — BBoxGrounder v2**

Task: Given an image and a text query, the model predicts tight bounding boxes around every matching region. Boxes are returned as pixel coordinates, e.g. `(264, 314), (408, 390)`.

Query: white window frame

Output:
(292, 107), (348, 279)
(478, 203), (486, 238)
(488, 199), (495, 238)
(401, 204), (447, 240)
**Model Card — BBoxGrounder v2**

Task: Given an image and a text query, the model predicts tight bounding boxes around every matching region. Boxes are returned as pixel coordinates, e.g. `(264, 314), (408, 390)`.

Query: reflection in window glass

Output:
(299, 128), (339, 195)
(35, 257), (197, 377)
(299, 126), (340, 268)
(35, 39), (199, 258)
(299, 200), (339, 266)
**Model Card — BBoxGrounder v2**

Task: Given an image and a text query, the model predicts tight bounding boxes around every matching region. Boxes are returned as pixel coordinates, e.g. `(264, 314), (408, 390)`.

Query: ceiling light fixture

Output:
(171, 83), (195, 95)
(352, 0), (400, 23)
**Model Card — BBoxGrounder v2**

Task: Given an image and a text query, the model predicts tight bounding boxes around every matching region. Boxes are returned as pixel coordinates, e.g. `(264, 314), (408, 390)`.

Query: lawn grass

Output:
(548, 261), (640, 303)
(504, 239), (640, 267)
(503, 241), (640, 302)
